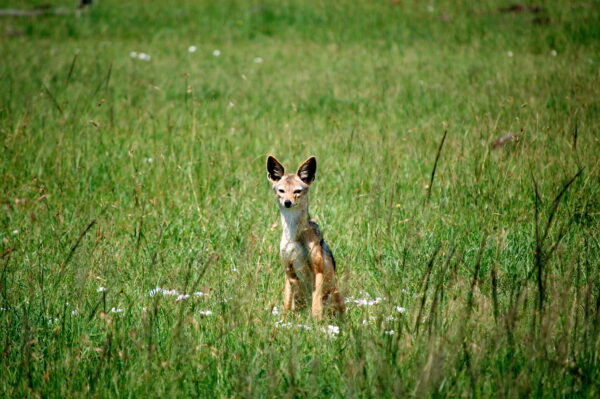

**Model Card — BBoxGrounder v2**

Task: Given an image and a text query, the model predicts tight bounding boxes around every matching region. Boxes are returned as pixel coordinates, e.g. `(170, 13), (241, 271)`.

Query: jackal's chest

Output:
(280, 239), (312, 281)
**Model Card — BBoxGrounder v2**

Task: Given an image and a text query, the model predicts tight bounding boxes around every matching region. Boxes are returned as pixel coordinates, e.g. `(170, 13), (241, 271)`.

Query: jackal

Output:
(266, 155), (344, 319)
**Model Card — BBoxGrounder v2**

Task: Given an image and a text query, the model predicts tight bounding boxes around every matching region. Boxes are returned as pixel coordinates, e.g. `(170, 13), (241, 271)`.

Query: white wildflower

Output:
(144, 157), (154, 163)
(550, 50), (557, 57)
(110, 307), (124, 313)
(347, 296), (385, 306)
(199, 310), (213, 316)
(149, 287), (187, 297)
(395, 306), (406, 314)
(138, 52), (151, 61)
(71, 309), (79, 316)
(271, 306), (280, 316)
(97, 286), (107, 293)
(384, 330), (395, 335)
(507, 51), (514, 58)
(130, 51), (138, 58)
(322, 325), (340, 337)
(188, 45), (197, 53)
(253, 57), (263, 64)
(274, 320), (292, 328)
(176, 294), (190, 302)
(212, 49), (221, 57)
(194, 291), (209, 297)
(361, 316), (376, 325)
(12, 229), (19, 235)
(297, 324), (312, 331)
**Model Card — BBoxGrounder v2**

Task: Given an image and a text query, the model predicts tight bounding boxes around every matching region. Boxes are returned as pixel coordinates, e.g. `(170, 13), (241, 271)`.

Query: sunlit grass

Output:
(1, 0), (599, 397)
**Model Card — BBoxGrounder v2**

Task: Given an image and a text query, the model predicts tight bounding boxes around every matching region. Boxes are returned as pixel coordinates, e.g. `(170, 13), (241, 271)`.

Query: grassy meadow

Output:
(1, 0), (599, 397)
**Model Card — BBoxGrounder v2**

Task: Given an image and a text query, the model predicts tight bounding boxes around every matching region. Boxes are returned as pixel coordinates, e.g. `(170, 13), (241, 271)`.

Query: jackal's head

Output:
(266, 155), (316, 210)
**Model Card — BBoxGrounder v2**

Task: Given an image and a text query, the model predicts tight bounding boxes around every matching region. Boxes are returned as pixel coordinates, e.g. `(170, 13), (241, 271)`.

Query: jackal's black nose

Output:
(284, 200), (292, 208)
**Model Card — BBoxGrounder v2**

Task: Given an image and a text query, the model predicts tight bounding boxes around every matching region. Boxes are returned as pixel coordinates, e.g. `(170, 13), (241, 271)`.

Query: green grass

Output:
(1, 0), (599, 397)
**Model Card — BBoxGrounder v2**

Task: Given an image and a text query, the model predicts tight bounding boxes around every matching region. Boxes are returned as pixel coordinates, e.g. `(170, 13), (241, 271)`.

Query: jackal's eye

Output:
(278, 188), (285, 193)
(293, 189), (302, 194)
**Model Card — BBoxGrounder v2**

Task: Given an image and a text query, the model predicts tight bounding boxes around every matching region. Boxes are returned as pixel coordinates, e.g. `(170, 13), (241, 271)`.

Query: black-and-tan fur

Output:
(266, 155), (344, 319)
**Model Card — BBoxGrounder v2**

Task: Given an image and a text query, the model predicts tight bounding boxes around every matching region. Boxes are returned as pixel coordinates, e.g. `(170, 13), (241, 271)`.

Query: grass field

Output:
(1, 0), (599, 397)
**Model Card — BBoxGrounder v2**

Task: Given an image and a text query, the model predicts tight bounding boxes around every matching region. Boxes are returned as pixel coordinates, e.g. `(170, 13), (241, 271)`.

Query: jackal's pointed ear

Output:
(297, 156), (317, 185)
(267, 155), (285, 183)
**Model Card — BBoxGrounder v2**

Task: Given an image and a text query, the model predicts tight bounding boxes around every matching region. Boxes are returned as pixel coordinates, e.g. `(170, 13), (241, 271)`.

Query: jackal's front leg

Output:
(284, 275), (293, 312)
(311, 272), (324, 320)
(284, 269), (299, 314)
